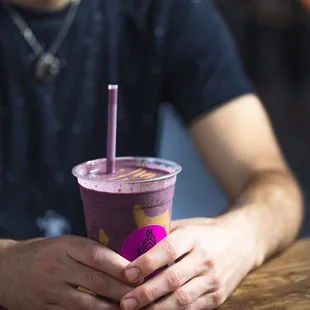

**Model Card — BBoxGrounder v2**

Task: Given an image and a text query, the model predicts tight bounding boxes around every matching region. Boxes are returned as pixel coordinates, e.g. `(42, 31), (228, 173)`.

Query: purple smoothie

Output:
(73, 157), (181, 261)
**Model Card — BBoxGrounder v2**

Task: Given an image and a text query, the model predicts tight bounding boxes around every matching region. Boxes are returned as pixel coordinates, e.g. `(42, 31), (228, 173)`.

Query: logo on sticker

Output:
(138, 229), (157, 256)
(121, 225), (167, 262)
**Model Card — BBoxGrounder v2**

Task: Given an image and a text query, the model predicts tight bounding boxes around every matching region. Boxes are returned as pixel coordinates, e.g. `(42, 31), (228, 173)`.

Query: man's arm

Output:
(118, 95), (304, 310)
(190, 94), (304, 262)
(117, 3), (304, 309)
(161, 0), (303, 262)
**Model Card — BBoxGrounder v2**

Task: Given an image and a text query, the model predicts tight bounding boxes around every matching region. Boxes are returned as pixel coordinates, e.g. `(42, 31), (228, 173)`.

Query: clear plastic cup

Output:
(72, 157), (181, 261)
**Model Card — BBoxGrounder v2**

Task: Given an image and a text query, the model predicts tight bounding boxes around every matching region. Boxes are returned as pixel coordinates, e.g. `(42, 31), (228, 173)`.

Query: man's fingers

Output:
(65, 236), (130, 282)
(121, 252), (204, 309)
(124, 229), (195, 282)
(145, 275), (218, 310)
(67, 260), (133, 301)
(60, 285), (120, 310)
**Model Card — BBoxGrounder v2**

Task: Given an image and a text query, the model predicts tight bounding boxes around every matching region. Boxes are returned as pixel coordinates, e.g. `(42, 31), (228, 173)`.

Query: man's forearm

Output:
(219, 169), (304, 266)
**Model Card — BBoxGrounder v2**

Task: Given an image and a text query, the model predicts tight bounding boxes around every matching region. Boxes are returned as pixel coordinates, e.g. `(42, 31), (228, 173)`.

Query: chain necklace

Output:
(2, 0), (81, 82)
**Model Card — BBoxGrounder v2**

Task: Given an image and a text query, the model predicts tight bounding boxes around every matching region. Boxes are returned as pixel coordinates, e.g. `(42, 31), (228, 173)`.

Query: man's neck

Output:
(6, 0), (71, 10)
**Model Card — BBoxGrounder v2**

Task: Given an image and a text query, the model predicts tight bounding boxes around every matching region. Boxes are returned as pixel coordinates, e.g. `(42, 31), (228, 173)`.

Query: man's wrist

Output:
(217, 205), (266, 270)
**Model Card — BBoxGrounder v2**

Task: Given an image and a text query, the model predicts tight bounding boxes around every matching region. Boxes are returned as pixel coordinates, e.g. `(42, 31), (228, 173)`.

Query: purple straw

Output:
(106, 85), (118, 174)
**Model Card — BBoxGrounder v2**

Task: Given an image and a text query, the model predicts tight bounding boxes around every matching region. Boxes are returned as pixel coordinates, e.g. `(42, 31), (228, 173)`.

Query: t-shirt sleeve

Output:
(163, 0), (254, 125)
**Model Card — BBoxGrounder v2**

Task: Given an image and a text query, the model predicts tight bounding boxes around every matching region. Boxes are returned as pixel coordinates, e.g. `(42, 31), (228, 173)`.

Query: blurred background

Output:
(160, 0), (310, 237)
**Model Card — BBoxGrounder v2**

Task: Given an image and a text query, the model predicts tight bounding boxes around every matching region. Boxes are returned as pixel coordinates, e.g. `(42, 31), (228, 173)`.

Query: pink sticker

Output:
(121, 225), (167, 262)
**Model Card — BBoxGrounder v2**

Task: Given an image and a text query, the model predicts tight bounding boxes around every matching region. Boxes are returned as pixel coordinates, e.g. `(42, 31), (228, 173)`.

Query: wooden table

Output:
(220, 239), (310, 309)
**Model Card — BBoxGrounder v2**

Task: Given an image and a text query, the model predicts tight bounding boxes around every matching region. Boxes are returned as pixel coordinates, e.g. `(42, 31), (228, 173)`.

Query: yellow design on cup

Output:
(132, 204), (170, 234)
(99, 228), (110, 246)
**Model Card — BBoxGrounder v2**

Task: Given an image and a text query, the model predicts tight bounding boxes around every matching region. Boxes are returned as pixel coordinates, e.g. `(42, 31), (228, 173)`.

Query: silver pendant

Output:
(35, 53), (60, 82)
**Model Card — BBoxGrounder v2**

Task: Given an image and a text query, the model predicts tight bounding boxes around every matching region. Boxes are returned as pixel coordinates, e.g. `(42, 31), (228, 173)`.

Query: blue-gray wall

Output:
(159, 105), (227, 220)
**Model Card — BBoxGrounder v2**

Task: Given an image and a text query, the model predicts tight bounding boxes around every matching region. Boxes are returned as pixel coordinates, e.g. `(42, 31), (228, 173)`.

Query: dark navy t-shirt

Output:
(0, 0), (252, 239)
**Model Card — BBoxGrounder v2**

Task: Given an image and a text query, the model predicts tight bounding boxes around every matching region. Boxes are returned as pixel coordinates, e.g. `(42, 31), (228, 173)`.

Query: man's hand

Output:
(0, 235), (134, 310)
(120, 216), (260, 310)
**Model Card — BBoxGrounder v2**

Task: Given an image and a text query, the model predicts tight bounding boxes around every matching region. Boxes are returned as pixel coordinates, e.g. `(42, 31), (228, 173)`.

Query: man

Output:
(0, 0), (304, 309)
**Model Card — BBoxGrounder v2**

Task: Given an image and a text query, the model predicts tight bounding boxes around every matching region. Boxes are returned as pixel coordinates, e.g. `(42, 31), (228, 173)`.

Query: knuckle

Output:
(210, 274), (221, 289)
(89, 272), (107, 291)
(165, 270), (183, 290)
(163, 239), (177, 262)
(205, 256), (216, 268)
(74, 294), (93, 310)
(76, 266), (89, 280)
(76, 267), (105, 294)
(78, 237), (97, 251)
(141, 253), (156, 272)
(212, 290), (225, 306)
(88, 247), (103, 266)
(191, 263), (201, 276)
(175, 289), (192, 307)
(139, 286), (155, 303)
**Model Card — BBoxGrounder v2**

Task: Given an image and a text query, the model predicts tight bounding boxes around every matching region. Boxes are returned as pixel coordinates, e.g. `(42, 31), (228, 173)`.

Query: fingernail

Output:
(125, 267), (141, 282)
(123, 297), (138, 310)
